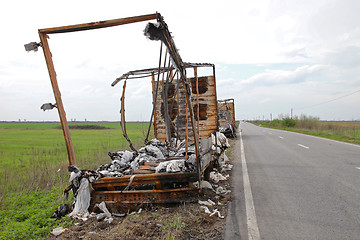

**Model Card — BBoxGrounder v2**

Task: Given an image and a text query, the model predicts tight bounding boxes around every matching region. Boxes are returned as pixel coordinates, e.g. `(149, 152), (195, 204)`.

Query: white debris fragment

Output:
(69, 178), (91, 220)
(201, 180), (214, 190)
(215, 186), (231, 195)
(104, 217), (114, 224)
(96, 213), (106, 221)
(194, 180), (214, 190)
(155, 159), (186, 173)
(122, 150), (134, 162)
(98, 202), (112, 218)
(129, 211), (137, 216)
(200, 206), (211, 214)
(198, 199), (216, 206)
(200, 206), (224, 218)
(69, 171), (81, 183)
(209, 209), (225, 219)
(222, 164), (233, 171)
(210, 171), (228, 183)
(211, 132), (230, 148)
(143, 145), (165, 159)
(94, 201), (113, 224)
(51, 227), (68, 236)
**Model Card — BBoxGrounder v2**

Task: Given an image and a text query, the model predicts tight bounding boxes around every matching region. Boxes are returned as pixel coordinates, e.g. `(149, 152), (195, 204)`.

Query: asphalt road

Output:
(225, 122), (360, 240)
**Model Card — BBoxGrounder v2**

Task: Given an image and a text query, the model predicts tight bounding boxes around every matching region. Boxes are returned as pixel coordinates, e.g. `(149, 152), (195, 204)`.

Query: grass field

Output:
(252, 119), (360, 145)
(0, 121), (153, 239)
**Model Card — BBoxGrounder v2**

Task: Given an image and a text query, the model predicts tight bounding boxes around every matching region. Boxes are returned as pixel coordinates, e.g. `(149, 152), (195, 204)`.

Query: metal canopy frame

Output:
(37, 13), (201, 171)
(38, 14), (158, 166)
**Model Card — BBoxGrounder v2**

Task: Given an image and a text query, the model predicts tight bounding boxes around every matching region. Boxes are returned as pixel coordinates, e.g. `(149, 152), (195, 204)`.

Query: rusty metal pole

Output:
(194, 67), (200, 140)
(151, 72), (157, 139)
(38, 33), (77, 166)
(213, 65), (219, 130)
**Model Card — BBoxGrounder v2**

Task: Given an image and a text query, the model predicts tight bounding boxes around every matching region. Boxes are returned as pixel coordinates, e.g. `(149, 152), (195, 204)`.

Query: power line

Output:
(296, 89), (360, 111)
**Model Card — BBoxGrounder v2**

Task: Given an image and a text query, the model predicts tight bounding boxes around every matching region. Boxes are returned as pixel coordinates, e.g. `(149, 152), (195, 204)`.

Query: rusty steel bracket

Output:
(120, 79), (138, 153)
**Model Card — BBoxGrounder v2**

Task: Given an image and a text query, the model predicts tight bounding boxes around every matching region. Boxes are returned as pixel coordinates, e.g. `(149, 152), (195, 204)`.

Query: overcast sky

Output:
(1, 0), (359, 122)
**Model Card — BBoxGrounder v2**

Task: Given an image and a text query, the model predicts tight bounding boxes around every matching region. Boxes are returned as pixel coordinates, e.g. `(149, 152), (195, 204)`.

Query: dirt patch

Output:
(47, 189), (232, 239)
(56, 125), (111, 130)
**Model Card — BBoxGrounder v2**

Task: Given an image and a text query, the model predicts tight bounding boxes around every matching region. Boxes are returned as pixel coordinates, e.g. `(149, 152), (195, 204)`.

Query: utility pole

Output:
(291, 108), (293, 119)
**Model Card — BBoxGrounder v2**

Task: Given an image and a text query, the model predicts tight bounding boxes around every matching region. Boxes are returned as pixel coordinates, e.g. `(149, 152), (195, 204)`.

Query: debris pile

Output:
(196, 149), (233, 219)
(58, 131), (231, 221)
(97, 138), (198, 177)
(212, 132), (230, 154)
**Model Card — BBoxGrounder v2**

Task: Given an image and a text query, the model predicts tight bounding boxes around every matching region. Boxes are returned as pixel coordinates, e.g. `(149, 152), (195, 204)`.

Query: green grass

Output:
(0, 121), (153, 239)
(0, 121), (150, 130)
(252, 119), (360, 145)
(0, 188), (74, 240)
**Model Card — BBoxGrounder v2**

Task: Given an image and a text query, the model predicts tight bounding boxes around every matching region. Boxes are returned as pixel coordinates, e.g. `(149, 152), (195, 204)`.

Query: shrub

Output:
(282, 118), (296, 127)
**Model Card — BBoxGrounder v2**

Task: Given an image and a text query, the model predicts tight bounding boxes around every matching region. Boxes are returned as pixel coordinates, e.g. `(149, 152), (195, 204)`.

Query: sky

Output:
(1, 0), (360, 122)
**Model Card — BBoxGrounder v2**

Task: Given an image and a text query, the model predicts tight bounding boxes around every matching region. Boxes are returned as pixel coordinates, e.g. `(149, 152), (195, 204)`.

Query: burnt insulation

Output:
(144, 22), (166, 42)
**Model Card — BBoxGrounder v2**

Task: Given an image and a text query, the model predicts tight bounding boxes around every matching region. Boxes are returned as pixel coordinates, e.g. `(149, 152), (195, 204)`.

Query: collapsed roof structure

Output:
(26, 13), (231, 212)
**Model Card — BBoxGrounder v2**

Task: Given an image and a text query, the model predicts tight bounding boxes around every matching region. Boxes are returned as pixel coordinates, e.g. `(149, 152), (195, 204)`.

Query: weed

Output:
(131, 214), (141, 219)
(164, 234), (175, 240)
(170, 215), (184, 230)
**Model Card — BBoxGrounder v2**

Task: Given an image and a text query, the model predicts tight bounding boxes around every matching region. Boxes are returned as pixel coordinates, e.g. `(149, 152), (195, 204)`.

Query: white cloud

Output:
(1, 0), (360, 121)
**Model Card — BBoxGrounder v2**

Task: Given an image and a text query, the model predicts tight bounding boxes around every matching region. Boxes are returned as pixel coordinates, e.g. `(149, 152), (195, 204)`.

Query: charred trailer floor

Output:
(90, 172), (199, 213)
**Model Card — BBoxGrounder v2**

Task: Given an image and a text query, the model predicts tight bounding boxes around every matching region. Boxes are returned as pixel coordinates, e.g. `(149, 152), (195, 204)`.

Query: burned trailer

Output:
(218, 99), (236, 138)
(112, 62), (222, 181)
(28, 13), (228, 214)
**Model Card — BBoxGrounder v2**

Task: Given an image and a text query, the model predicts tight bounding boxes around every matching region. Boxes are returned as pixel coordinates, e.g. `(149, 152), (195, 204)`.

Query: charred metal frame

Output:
(38, 13), (159, 166)
(38, 12), (202, 168)
(113, 62), (219, 173)
(36, 13), (214, 206)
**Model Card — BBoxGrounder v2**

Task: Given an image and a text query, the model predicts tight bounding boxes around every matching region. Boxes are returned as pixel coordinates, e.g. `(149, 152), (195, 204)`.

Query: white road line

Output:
(297, 144), (309, 149)
(268, 132), (272, 135)
(279, 136), (284, 139)
(240, 131), (261, 240)
(356, 167), (360, 170)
